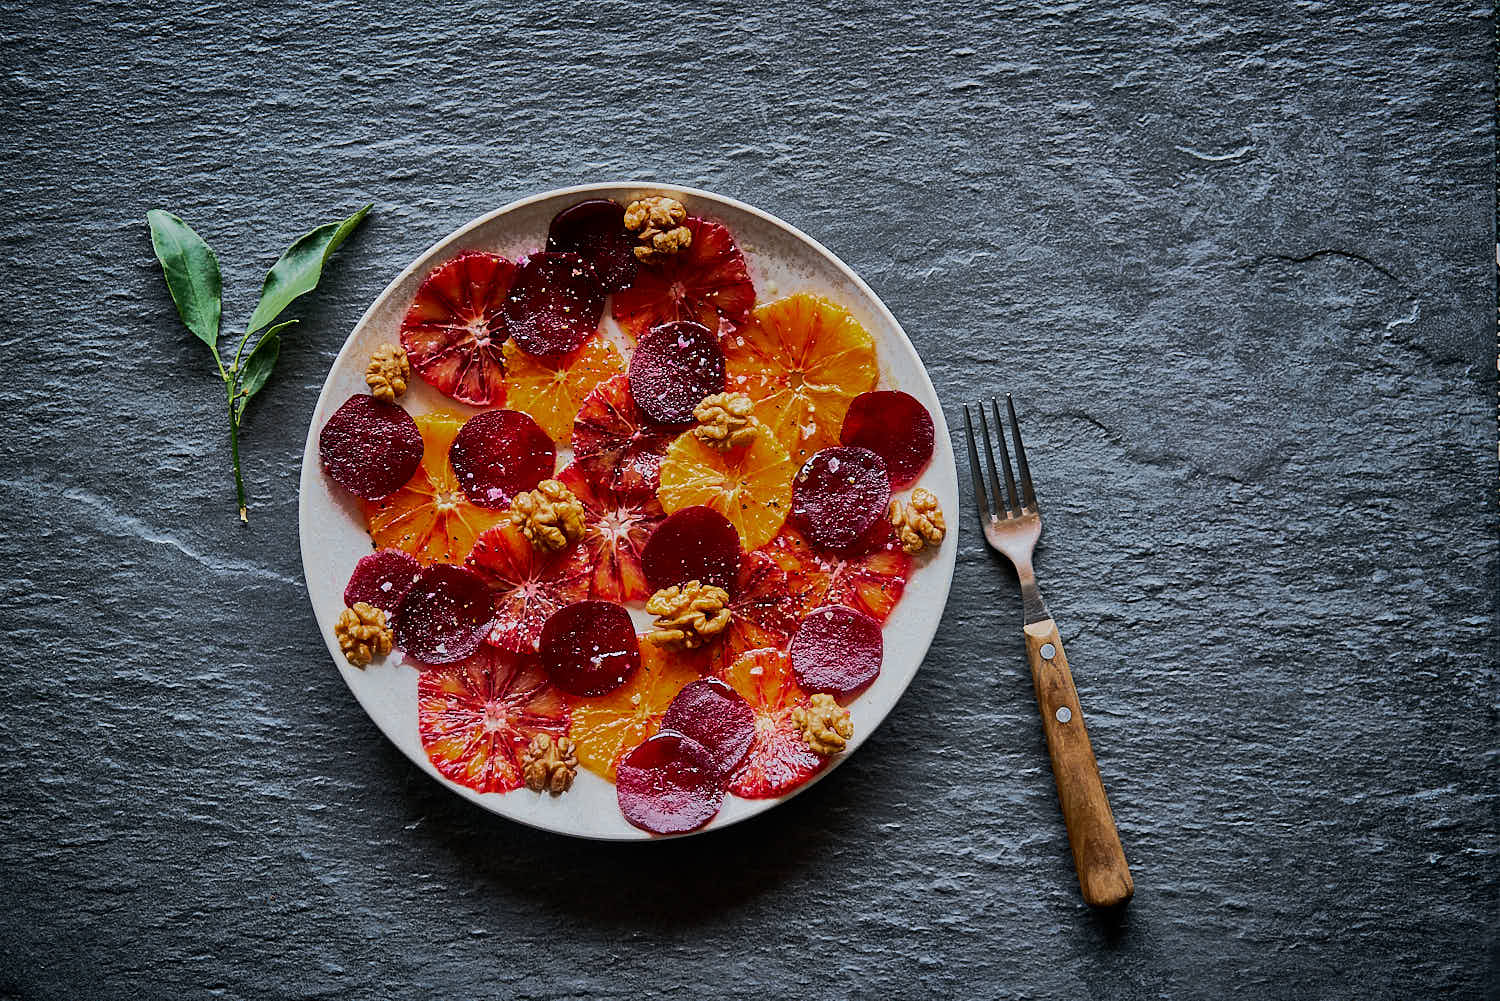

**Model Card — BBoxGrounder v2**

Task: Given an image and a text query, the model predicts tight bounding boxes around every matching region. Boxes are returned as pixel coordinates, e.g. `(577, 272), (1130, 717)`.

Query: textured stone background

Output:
(1, 1), (1495, 998)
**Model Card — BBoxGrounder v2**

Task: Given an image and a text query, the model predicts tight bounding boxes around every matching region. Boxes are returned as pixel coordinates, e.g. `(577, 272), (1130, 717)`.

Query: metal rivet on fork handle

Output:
(1040, 643), (1056, 660)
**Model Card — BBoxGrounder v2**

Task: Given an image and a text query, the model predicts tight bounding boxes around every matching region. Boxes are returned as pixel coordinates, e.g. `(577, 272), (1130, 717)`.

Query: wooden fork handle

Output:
(1024, 619), (1134, 908)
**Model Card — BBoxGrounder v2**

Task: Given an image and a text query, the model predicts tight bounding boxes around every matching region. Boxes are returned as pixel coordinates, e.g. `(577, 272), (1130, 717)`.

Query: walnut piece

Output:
(645, 580), (731, 649)
(521, 733), (578, 794)
(624, 195), (693, 262)
(890, 487), (946, 554)
(692, 392), (758, 449)
(509, 479), (585, 552)
(336, 602), (393, 668)
(793, 694), (853, 755)
(365, 343), (411, 403)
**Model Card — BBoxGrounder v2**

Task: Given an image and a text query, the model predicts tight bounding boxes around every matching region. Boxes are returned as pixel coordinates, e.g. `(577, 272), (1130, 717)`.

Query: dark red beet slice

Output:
(393, 563), (495, 665)
(789, 604), (884, 697)
(789, 446), (891, 552)
(538, 600), (640, 697)
(343, 549), (422, 616)
(546, 199), (637, 293)
(627, 321), (726, 426)
(660, 678), (755, 776)
(616, 731), (724, 836)
(641, 505), (742, 594)
(319, 394), (424, 501)
(839, 390), (936, 487)
(504, 252), (605, 357)
(448, 409), (556, 509)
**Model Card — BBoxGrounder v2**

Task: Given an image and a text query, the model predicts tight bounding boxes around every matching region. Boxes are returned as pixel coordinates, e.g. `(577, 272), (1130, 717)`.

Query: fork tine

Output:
(962, 405), (991, 522)
(977, 401), (1013, 515)
(1006, 394), (1038, 511)
(989, 397), (1021, 513)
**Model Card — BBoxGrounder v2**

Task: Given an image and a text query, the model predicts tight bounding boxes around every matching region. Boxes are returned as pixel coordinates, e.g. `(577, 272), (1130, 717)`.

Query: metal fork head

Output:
(964, 395), (1042, 566)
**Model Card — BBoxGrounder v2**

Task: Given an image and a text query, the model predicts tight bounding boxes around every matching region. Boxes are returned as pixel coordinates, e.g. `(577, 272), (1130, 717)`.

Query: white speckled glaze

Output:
(298, 183), (957, 840)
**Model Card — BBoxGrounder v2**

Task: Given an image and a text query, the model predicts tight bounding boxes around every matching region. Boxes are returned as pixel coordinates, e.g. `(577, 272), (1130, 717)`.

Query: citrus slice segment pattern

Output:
(400, 251), (515, 406)
(705, 552), (805, 673)
(465, 523), (594, 653)
(764, 524), (911, 624)
(556, 460), (665, 603)
(571, 374), (675, 495)
(611, 217), (755, 340)
(656, 423), (794, 550)
(717, 647), (826, 799)
(501, 336), (624, 444)
(569, 641), (705, 780)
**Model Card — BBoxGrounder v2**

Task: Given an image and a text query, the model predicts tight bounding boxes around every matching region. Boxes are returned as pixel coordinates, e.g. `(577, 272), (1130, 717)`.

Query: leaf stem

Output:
(224, 372), (247, 522)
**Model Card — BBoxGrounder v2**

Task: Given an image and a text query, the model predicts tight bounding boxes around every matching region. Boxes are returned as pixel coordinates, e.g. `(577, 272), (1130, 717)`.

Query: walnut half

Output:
(365, 344), (410, 403)
(793, 694), (853, 755)
(624, 195), (693, 262)
(645, 580), (731, 649)
(509, 480), (586, 552)
(692, 392), (758, 449)
(336, 602), (393, 668)
(521, 734), (578, 794)
(890, 487), (946, 554)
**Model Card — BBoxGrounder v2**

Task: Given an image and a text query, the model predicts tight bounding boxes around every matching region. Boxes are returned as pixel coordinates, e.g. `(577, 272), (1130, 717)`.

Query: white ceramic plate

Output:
(299, 183), (958, 840)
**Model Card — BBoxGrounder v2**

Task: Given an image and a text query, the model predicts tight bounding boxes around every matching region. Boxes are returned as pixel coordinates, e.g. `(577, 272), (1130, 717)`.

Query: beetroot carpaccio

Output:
(320, 190), (947, 835)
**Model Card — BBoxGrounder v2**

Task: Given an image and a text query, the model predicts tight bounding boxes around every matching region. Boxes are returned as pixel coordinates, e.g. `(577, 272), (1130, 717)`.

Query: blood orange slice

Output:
(571, 374), (674, 495)
(723, 293), (879, 464)
(556, 460), (664, 603)
(717, 648), (826, 799)
(611, 217), (755, 340)
(363, 412), (505, 566)
(616, 731), (724, 836)
(416, 646), (569, 794)
(538, 600), (640, 697)
(705, 552), (805, 673)
(546, 198), (637, 292)
(569, 640), (704, 780)
(627, 321), (726, 427)
(765, 524), (911, 624)
(501, 336), (623, 444)
(465, 523), (593, 653)
(394, 563), (495, 664)
(448, 409), (556, 509)
(789, 446), (891, 552)
(839, 390), (935, 487)
(504, 252), (605, 357)
(399, 251), (515, 406)
(641, 505), (742, 594)
(319, 395), (424, 501)
(789, 604), (883, 697)
(343, 548), (422, 617)
(660, 677), (755, 777)
(656, 422), (794, 550)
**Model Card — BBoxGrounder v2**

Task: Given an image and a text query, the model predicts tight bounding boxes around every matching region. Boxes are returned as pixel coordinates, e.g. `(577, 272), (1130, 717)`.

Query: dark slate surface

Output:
(1, 2), (1495, 998)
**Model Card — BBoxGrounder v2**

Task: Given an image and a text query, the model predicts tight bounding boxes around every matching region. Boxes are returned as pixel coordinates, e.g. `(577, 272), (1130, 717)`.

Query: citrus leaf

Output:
(245, 204), (371, 335)
(146, 210), (222, 352)
(235, 321), (293, 420)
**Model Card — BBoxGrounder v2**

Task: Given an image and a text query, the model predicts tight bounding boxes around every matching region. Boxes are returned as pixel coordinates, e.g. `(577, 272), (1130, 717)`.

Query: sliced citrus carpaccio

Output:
(627, 321), (727, 426)
(504, 252), (605, 357)
(641, 505), (742, 594)
(538, 599), (640, 697)
(611, 216), (756, 340)
(764, 524), (911, 624)
(571, 374), (675, 495)
(555, 460), (664, 603)
(616, 731), (725, 836)
(789, 446), (891, 552)
(400, 251), (515, 406)
(416, 646), (569, 794)
(465, 523), (593, 653)
(717, 648), (826, 799)
(448, 409), (556, 509)
(789, 604), (883, 698)
(569, 640), (705, 780)
(839, 390), (935, 487)
(705, 552), (805, 673)
(657, 423), (795, 550)
(723, 293), (879, 464)
(343, 548), (422, 617)
(546, 199), (637, 292)
(501, 335), (623, 444)
(319, 394), (425, 501)
(660, 678), (755, 777)
(363, 412), (505, 566)
(394, 563), (496, 664)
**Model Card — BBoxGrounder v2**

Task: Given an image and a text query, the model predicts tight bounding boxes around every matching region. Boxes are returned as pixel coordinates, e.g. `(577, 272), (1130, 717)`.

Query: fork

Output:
(965, 396), (1134, 908)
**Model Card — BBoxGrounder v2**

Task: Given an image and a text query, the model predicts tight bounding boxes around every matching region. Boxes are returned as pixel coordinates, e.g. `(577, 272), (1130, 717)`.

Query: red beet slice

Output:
(393, 563), (495, 664)
(839, 390), (936, 487)
(538, 599), (640, 697)
(627, 321), (726, 426)
(399, 251), (515, 406)
(616, 731), (724, 836)
(448, 409), (556, 509)
(660, 678), (755, 776)
(319, 394), (424, 501)
(504, 252), (605, 357)
(641, 505), (742, 594)
(571, 374), (673, 495)
(789, 604), (884, 697)
(789, 446), (891, 552)
(546, 199), (637, 292)
(343, 548), (422, 616)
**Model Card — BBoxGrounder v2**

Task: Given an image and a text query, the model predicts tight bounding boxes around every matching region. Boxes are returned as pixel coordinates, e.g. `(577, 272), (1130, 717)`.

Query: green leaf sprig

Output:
(147, 205), (370, 521)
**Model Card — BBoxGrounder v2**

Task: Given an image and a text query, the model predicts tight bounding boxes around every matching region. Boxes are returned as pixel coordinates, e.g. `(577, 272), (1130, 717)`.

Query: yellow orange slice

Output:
(570, 641), (705, 780)
(502, 335), (623, 444)
(656, 423), (794, 550)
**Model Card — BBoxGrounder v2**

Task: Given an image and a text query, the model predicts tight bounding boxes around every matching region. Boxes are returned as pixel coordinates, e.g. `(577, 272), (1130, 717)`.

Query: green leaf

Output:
(235, 320), (292, 420)
(146, 210), (222, 351)
(245, 204), (371, 335)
